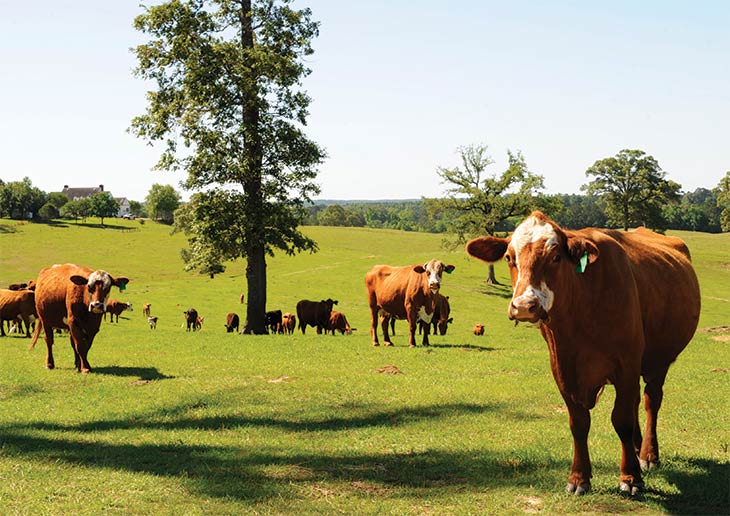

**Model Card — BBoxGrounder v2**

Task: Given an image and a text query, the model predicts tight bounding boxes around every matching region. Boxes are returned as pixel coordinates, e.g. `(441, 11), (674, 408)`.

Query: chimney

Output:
(63, 185), (68, 190)
(99, 184), (104, 192)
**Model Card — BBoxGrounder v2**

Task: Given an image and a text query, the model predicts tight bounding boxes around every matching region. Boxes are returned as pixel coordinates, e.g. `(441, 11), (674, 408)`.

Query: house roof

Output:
(62, 185), (104, 200)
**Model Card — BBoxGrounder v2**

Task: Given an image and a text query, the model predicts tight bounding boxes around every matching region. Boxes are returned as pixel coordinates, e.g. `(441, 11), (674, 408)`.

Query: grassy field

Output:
(0, 217), (728, 514)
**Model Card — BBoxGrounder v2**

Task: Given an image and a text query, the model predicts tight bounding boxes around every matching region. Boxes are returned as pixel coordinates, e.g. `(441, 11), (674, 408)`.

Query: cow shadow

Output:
(477, 283), (513, 299)
(427, 343), (498, 352)
(92, 365), (173, 381)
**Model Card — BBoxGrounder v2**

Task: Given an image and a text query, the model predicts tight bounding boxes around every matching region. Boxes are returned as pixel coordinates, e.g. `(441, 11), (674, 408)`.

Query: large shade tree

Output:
(132, 0), (326, 333)
(433, 144), (545, 284)
(582, 149), (681, 231)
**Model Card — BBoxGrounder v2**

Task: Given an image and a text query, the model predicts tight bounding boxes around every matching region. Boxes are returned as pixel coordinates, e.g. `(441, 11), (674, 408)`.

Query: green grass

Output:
(1, 217), (728, 514)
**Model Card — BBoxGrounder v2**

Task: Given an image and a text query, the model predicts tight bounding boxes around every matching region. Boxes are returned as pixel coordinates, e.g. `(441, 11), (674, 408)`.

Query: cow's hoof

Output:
(566, 482), (590, 496)
(372, 342), (380, 347)
(619, 481), (643, 497)
(384, 342), (394, 347)
(46, 364), (55, 370)
(80, 368), (91, 374)
(639, 459), (659, 471)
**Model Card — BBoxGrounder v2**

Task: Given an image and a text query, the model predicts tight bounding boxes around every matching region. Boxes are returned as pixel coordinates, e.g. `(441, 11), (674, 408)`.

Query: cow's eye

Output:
(504, 255), (511, 264)
(553, 254), (561, 263)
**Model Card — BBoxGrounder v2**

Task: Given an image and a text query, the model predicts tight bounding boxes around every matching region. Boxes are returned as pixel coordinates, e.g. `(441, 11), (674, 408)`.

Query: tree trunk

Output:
(243, 246), (267, 334)
(484, 263), (500, 285)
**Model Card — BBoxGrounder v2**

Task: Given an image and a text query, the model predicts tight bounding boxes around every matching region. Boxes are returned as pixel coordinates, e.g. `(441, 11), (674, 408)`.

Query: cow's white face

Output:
(86, 271), (114, 314)
(506, 215), (559, 323)
(419, 259), (455, 294)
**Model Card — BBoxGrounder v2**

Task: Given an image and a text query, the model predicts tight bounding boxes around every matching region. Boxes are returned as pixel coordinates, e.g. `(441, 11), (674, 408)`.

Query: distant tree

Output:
(583, 149), (681, 231)
(0, 177), (46, 219)
(545, 194), (607, 229)
(318, 204), (347, 226)
(38, 203), (59, 221)
(131, 0), (326, 334)
(716, 171), (730, 232)
(145, 184), (181, 224)
(434, 144), (544, 283)
(47, 192), (69, 210)
(88, 192), (120, 226)
(62, 197), (93, 223)
(129, 200), (146, 218)
(663, 188), (721, 233)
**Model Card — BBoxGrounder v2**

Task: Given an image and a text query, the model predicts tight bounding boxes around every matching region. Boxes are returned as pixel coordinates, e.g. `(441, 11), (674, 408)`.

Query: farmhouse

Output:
(61, 184), (130, 217)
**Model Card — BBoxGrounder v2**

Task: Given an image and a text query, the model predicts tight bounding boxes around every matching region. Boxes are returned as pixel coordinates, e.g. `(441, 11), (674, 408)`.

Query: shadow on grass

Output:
(649, 457), (729, 514)
(428, 343), (498, 352)
(92, 365), (174, 381)
(0, 223), (18, 233)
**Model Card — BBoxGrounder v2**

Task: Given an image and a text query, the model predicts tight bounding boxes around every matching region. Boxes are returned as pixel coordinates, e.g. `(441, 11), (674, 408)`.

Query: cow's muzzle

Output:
(89, 302), (105, 314)
(508, 295), (547, 323)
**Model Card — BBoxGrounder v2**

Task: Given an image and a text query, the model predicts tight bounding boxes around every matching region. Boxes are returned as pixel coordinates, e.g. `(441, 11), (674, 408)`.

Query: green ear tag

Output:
(575, 252), (588, 273)
(119, 282), (126, 291)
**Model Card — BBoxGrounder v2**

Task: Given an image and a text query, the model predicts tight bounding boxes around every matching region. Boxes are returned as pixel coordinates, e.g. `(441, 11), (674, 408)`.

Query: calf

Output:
(466, 211), (700, 496)
(147, 316), (158, 330)
(328, 310), (353, 335)
(225, 312), (240, 333)
(142, 303), (151, 317)
(0, 289), (37, 337)
(184, 308), (198, 331)
(104, 299), (133, 322)
(30, 263), (130, 373)
(265, 310), (283, 334)
(365, 259), (454, 347)
(473, 323), (485, 336)
(282, 312), (296, 334)
(296, 299), (338, 334)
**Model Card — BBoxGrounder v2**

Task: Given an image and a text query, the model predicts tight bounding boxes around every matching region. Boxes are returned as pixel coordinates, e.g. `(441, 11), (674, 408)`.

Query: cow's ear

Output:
(113, 276), (130, 291)
(413, 265), (426, 274)
(447, 317), (453, 323)
(567, 237), (599, 270)
(466, 236), (509, 263)
(444, 265), (455, 274)
(70, 275), (89, 286)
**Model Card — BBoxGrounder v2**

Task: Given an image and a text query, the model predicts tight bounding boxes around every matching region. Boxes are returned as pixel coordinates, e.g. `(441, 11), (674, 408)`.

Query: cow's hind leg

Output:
(43, 325), (56, 369)
(380, 315), (393, 346)
(640, 369), (668, 471)
(613, 382), (644, 496)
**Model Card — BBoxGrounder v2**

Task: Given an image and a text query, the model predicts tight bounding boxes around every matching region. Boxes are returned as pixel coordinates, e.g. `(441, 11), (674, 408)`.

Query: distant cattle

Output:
(104, 299), (133, 322)
(328, 311), (353, 335)
(147, 316), (158, 330)
(7, 283), (27, 291)
(195, 315), (204, 330)
(225, 312), (240, 333)
(282, 312), (296, 334)
(184, 308), (199, 331)
(466, 211), (701, 496)
(30, 263), (130, 373)
(473, 323), (485, 336)
(296, 299), (338, 334)
(0, 289), (36, 337)
(142, 303), (151, 317)
(239, 293), (245, 304)
(365, 259), (454, 347)
(265, 310), (283, 334)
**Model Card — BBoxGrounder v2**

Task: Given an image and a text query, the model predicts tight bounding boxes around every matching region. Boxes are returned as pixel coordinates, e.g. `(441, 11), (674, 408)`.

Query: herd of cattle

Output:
(0, 211), (704, 497)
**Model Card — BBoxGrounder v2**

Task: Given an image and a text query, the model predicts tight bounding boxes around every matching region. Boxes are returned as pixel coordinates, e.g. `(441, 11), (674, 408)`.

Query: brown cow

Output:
(142, 303), (151, 317)
(30, 263), (130, 373)
(473, 323), (485, 336)
(366, 259), (455, 347)
(417, 292), (452, 336)
(466, 211), (700, 496)
(0, 289), (36, 337)
(296, 299), (338, 334)
(104, 299), (133, 322)
(282, 312), (296, 334)
(328, 310), (353, 335)
(225, 312), (240, 333)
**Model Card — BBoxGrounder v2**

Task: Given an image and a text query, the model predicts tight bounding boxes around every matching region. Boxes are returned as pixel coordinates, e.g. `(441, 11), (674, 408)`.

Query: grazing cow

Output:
(328, 310), (354, 335)
(296, 299), (338, 334)
(104, 299), (133, 323)
(184, 308), (198, 331)
(417, 293), (453, 336)
(265, 310), (283, 334)
(142, 303), (151, 317)
(195, 315), (204, 330)
(366, 259), (455, 347)
(466, 211), (701, 496)
(225, 312), (240, 333)
(30, 263), (130, 373)
(147, 316), (158, 330)
(473, 323), (485, 336)
(282, 312), (296, 334)
(0, 289), (37, 337)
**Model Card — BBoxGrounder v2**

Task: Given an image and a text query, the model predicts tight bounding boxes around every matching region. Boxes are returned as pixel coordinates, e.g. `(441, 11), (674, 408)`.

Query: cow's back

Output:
(366, 265), (419, 317)
(601, 228), (700, 371)
(35, 264), (93, 328)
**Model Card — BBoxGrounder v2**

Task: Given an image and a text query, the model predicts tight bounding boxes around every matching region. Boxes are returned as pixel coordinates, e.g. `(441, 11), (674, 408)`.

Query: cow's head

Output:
(321, 299), (338, 311)
(414, 259), (455, 294)
(466, 211), (599, 325)
(70, 270), (130, 314)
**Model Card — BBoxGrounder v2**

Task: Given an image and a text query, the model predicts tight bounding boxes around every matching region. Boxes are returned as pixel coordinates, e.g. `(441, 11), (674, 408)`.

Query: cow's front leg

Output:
(380, 315), (393, 346)
(564, 398), (592, 495)
(421, 319), (430, 347)
(406, 311), (417, 348)
(69, 327), (92, 373)
(369, 305), (380, 346)
(613, 383), (643, 495)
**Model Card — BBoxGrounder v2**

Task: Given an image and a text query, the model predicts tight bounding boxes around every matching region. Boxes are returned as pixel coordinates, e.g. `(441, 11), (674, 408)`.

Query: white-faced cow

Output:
(365, 259), (455, 347)
(30, 263), (130, 373)
(466, 211), (700, 496)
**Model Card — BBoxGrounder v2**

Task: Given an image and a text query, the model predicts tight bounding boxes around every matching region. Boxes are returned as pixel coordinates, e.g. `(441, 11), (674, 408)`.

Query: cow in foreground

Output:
(296, 299), (338, 334)
(30, 263), (130, 373)
(104, 299), (133, 322)
(0, 289), (37, 337)
(225, 312), (240, 333)
(365, 259), (455, 347)
(466, 211), (700, 496)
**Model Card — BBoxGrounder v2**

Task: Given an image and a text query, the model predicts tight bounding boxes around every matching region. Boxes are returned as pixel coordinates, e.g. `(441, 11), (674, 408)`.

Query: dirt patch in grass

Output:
(377, 365), (402, 374)
(268, 375), (292, 383)
(702, 326), (730, 333)
(711, 367), (729, 373)
(712, 335), (730, 342)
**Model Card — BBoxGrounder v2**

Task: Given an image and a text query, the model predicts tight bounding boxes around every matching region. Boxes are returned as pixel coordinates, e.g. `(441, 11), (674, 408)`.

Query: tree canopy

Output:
(145, 183), (181, 223)
(132, 0), (326, 333)
(0, 177), (47, 220)
(583, 149), (681, 231)
(716, 171), (730, 232)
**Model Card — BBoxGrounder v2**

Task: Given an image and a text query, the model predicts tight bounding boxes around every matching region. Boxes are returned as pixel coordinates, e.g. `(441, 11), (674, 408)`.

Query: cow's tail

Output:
(29, 319), (42, 350)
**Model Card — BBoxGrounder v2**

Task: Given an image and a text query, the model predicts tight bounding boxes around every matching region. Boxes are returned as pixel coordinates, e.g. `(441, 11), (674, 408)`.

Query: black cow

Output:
(296, 299), (338, 334)
(265, 310), (283, 334)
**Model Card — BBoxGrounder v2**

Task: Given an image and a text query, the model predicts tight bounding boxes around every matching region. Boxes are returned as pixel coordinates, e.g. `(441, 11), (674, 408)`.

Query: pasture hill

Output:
(0, 217), (728, 514)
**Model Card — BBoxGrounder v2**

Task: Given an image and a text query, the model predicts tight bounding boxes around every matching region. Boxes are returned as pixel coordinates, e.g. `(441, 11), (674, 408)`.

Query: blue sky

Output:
(1, 1), (728, 202)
